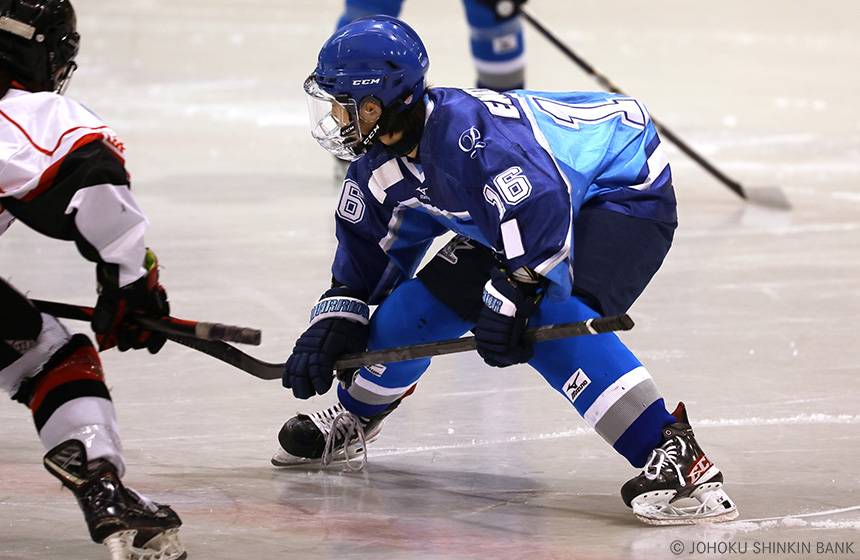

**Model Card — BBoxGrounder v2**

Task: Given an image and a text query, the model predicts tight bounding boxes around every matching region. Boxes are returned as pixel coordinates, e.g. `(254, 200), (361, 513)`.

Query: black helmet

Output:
(0, 0), (79, 93)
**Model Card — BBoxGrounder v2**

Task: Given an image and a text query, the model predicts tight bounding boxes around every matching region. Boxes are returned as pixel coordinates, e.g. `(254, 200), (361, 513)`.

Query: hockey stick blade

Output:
(521, 7), (790, 211)
(164, 334), (282, 379)
(32, 299), (262, 345)
(743, 186), (792, 210)
(150, 314), (633, 382)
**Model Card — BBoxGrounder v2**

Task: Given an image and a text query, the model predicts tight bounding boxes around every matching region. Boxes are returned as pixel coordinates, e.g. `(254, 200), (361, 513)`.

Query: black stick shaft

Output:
(521, 7), (748, 200)
(333, 313), (633, 371)
(32, 299), (262, 345)
(136, 314), (634, 381)
(70, 313), (632, 382)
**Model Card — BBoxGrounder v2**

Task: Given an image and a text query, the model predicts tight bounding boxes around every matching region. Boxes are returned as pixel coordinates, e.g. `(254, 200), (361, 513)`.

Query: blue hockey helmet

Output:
(304, 16), (430, 161)
(0, 0), (79, 93)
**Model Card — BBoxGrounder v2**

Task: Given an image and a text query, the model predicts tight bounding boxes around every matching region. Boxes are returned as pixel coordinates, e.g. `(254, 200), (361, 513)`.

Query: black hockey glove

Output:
(92, 249), (169, 354)
(476, 0), (527, 21)
(283, 287), (370, 399)
(475, 267), (542, 367)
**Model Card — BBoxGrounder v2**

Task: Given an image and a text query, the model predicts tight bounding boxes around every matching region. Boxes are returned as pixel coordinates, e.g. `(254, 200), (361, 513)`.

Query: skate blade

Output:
(136, 527), (187, 560)
(103, 528), (186, 560)
(271, 440), (371, 468)
(632, 486), (738, 526)
(271, 447), (325, 467)
(270, 426), (382, 467)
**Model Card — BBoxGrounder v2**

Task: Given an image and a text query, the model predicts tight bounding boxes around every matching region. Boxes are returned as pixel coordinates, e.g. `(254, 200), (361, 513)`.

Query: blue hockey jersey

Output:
(331, 87), (676, 304)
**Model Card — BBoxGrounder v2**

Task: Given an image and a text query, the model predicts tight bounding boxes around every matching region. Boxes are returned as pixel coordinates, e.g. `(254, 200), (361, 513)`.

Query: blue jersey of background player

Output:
(278, 16), (738, 525)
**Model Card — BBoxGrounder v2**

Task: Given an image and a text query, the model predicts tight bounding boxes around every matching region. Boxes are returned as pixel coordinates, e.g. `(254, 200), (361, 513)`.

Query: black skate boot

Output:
(44, 439), (186, 560)
(272, 398), (402, 472)
(620, 403), (738, 525)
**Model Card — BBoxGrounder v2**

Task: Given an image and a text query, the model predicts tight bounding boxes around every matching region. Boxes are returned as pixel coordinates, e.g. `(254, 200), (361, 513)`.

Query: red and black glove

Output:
(92, 249), (169, 353)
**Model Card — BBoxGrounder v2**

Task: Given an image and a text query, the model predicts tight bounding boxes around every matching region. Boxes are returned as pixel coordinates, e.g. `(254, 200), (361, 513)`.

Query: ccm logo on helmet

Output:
(352, 78), (381, 86)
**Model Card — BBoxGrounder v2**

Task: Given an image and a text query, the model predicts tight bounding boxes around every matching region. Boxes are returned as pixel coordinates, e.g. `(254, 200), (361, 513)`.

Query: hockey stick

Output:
(151, 313), (633, 381)
(32, 299), (262, 345)
(520, 7), (791, 210)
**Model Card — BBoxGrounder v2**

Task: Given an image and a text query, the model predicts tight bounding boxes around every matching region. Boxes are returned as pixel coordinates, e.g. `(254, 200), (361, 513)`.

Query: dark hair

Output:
(386, 85), (430, 135)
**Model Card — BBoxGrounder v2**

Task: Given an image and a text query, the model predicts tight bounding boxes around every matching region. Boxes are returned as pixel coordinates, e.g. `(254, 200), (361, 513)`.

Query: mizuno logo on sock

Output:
(563, 368), (591, 403)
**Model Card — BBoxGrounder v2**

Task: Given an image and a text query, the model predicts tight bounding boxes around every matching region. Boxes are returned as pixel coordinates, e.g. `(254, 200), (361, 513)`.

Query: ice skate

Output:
(272, 400), (398, 472)
(43, 439), (187, 560)
(620, 403), (738, 525)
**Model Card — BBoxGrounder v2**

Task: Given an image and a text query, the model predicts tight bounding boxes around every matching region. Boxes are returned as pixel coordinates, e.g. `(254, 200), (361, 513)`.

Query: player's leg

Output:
(338, 236), (497, 418)
(274, 236), (492, 468)
(336, 0), (405, 29)
(532, 207), (736, 524)
(462, 0), (526, 91)
(527, 295), (676, 467)
(0, 280), (186, 559)
(274, 278), (474, 468)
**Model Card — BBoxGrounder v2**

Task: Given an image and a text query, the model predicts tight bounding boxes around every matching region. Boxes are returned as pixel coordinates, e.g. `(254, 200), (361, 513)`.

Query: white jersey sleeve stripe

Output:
(368, 159), (405, 203)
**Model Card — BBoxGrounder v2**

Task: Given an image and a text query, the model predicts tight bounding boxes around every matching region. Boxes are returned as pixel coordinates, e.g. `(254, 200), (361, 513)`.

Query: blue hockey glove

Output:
(475, 267), (542, 367)
(283, 287), (370, 399)
(476, 0), (527, 21)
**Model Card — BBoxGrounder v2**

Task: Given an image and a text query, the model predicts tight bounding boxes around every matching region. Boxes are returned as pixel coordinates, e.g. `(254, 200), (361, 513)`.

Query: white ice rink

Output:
(2, 1), (859, 559)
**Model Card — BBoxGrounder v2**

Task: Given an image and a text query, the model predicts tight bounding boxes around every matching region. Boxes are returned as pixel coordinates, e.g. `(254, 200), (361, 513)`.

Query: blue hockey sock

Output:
(528, 297), (676, 467)
(339, 278), (473, 418)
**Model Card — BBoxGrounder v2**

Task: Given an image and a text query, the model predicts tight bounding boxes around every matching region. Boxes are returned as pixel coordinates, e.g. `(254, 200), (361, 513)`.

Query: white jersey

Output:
(0, 87), (148, 287)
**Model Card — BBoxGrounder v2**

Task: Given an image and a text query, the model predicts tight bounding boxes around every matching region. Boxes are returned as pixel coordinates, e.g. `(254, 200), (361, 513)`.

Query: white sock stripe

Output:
(472, 52), (527, 74)
(348, 376), (415, 406)
(583, 366), (652, 427)
(593, 378), (662, 445)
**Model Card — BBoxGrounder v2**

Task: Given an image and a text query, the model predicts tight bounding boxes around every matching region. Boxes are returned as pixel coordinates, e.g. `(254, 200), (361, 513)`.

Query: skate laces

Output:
(643, 437), (687, 486)
(322, 411), (368, 473)
(125, 487), (160, 514)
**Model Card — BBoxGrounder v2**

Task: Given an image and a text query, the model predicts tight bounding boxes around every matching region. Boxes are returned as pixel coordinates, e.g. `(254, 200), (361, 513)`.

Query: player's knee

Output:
(369, 279), (471, 349)
(11, 334), (109, 433)
(1, 312), (74, 399)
